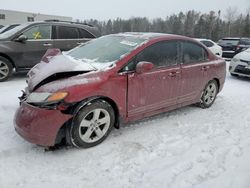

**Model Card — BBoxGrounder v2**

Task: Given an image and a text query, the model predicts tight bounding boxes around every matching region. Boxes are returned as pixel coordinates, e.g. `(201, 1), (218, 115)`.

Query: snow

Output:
(27, 54), (96, 91)
(1, 66), (250, 188)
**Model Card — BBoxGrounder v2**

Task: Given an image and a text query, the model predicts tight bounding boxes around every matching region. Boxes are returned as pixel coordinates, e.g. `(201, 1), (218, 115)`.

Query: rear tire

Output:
(198, 80), (218, 109)
(0, 57), (13, 82)
(70, 100), (115, 148)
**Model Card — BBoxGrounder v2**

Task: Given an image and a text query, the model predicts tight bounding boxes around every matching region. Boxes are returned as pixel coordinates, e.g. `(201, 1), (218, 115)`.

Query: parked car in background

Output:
(218, 37), (250, 58)
(195, 38), (222, 57)
(15, 33), (226, 148)
(229, 47), (250, 77)
(0, 20), (100, 81)
(0, 24), (20, 34)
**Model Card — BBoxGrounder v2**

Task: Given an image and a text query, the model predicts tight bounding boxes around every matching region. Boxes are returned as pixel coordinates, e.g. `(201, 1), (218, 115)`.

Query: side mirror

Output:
(136, 61), (154, 74)
(15, 35), (28, 43)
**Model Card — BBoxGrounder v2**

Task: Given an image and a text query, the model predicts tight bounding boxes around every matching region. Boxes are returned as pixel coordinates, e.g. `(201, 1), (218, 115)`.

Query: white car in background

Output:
(229, 48), (250, 77)
(195, 38), (222, 57)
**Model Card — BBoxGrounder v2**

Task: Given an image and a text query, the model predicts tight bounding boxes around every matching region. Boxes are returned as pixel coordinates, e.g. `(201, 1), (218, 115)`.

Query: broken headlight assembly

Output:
(26, 92), (69, 109)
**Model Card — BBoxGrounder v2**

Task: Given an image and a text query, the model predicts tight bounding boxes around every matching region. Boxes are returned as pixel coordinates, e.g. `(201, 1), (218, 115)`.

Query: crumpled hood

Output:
(27, 53), (96, 91)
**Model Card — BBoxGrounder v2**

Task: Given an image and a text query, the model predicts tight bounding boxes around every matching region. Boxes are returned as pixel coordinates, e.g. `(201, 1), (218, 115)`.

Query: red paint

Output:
(15, 102), (72, 146)
(41, 48), (62, 63)
(15, 34), (226, 146)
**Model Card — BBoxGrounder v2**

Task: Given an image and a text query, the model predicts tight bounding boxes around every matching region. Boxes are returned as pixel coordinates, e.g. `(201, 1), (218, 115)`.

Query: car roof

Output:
(195, 38), (212, 41)
(221, 37), (240, 40)
(16, 20), (100, 37)
(112, 32), (191, 40)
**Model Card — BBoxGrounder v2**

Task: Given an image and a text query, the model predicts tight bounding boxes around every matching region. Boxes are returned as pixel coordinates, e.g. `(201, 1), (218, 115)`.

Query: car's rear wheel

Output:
(0, 57), (13, 82)
(70, 100), (115, 148)
(198, 80), (218, 108)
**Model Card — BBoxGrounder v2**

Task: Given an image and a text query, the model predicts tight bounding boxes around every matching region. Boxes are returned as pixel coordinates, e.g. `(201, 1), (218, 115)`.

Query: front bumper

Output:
(14, 102), (72, 146)
(229, 60), (250, 77)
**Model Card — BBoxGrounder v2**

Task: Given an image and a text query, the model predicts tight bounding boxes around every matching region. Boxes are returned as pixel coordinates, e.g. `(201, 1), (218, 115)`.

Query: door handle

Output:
(201, 66), (210, 71)
(43, 43), (52, 47)
(168, 71), (180, 77)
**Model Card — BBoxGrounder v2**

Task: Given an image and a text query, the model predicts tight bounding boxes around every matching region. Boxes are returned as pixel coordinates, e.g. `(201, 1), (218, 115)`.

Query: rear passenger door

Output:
(53, 26), (94, 51)
(179, 41), (210, 104)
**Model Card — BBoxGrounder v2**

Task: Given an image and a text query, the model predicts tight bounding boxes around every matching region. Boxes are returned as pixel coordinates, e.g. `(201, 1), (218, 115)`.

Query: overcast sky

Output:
(1, 0), (250, 20)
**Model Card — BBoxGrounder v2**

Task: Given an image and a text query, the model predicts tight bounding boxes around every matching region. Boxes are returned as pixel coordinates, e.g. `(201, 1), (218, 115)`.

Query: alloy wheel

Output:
(0, 60), (9, 80)
(78, 108), (111, 143)
(203, 82), (217, 105)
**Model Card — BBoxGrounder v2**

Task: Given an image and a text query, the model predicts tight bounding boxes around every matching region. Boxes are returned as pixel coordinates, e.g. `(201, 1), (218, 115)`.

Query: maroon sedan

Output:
(15, 33), (226, 148)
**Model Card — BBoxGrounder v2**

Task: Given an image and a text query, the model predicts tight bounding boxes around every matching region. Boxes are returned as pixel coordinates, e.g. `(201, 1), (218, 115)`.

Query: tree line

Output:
(81, 8), (250, 42)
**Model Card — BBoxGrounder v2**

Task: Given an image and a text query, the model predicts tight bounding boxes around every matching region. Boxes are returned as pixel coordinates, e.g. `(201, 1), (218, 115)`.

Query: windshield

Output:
(0, 25), (9, 33)
(0, 23), (30, 39)
(67, 35), (147, 63)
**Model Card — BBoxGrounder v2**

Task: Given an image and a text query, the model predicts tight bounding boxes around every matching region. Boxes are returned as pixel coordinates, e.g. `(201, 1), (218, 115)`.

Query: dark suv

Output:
(0, 20), (100, 81)
(218, 37), (250, 58)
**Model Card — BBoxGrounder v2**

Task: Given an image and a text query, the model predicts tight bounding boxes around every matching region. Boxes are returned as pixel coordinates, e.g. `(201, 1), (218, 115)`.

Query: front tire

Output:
(70, 100), (115, 148)
(198, 80), (218, 109)
(0, 57), (13, 82)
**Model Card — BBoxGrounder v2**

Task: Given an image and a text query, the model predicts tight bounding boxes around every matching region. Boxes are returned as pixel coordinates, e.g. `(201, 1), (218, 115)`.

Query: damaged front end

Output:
(15, 49), (99, 147)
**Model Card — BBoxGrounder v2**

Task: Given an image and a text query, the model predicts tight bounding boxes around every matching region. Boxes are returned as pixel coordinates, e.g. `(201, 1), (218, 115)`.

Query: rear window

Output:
(239, 38), (250, 45)
(218, 39), (239, 46)
(200, 40), (214, 48)
(79, 28), (95, 38)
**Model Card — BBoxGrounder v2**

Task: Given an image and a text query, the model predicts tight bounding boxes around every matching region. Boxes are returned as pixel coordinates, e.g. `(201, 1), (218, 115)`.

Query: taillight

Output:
(236, 44), (240, 50)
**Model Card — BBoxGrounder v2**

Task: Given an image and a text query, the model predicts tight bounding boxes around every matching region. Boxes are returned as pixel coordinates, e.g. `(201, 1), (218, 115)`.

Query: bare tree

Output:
(224, 6), (238, 36)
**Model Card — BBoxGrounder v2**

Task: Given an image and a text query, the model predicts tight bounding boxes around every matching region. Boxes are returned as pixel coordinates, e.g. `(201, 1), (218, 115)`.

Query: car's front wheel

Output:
(198, 80), (218, 108)
(0, 57), (13, 82)
(70, 100), (115, 148)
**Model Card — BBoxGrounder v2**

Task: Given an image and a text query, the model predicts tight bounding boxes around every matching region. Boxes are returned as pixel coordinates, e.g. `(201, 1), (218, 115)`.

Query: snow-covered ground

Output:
(0, 69), (250, 188)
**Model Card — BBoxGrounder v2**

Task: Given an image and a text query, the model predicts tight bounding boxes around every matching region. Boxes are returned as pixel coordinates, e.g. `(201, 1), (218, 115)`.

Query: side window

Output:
(23, 25), (52, 40)
(201, 40), (214, 48)
(122, 41), (179, 72)
(57, 26), (79, 39)
(240, 39), (250, 45)
(79, 28), (95, 38)
(182, 42), (208, 64)
(136, 41), (178, 67)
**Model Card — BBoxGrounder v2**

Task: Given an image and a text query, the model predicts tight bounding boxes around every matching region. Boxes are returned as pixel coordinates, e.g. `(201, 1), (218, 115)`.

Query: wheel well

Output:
(55, 96), (120, 146)
(91, 97), (120, 129)
(0, 53), (15, 68)
(64, 96), (120, 129)
(213, 78), (220, 91)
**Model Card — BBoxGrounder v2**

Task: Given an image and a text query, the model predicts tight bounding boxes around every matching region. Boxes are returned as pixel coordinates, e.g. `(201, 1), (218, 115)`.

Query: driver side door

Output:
(126, 40), (181, 119)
